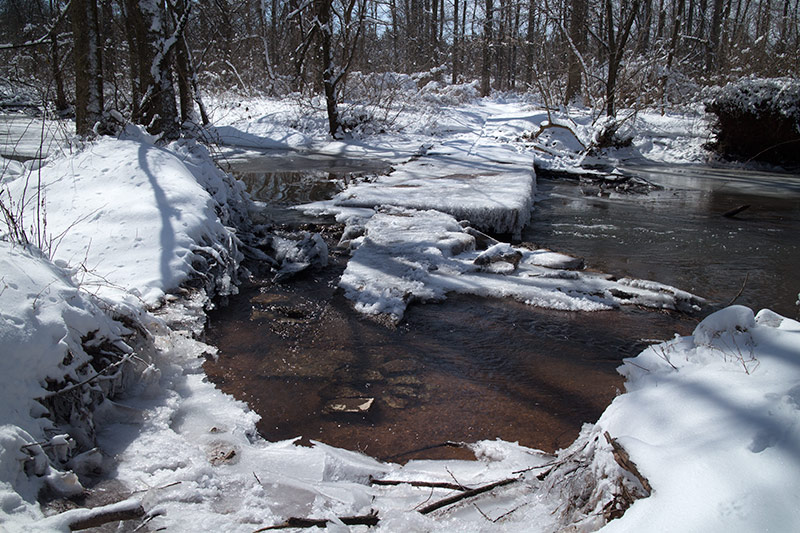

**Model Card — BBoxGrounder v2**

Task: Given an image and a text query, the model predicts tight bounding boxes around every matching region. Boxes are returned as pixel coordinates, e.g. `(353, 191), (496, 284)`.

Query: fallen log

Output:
(64, 498), (145, 531)
(418, 477), (520, 515)
(370, 476), (468, 491)
(255, 511), (379, 531)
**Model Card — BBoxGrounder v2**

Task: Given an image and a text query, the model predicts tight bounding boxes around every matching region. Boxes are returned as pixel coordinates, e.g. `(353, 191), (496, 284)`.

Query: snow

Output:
(2, 93), (798, 532)
(1, 126), (244, 307)
(336, 207), (702, 322)
(0, 241), (140, 521)
(598, 307), (800, 532)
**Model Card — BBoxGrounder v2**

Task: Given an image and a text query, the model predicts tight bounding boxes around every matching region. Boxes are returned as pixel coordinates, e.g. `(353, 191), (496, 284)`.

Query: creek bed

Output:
(204, 155), (800, 461)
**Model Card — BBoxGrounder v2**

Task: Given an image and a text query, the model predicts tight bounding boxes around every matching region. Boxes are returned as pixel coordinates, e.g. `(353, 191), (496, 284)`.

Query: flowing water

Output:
(205, 155), (800, 461)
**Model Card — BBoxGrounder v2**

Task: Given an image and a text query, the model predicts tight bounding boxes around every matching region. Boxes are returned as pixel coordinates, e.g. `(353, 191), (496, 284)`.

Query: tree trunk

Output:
(706, 0), (724, 70)
(171, 0), (193, 123)
(50, 33), (68, 113)
(126, 0), (180, 140)
(481, 0), (493, 96)
(605, 0), (641, 117)
(452, 0), (459, 83)
(72, 0), (103, 136)
(565, 0), (587, 105)
(525, 0), (536, 87)
(315, 0), (341, 137)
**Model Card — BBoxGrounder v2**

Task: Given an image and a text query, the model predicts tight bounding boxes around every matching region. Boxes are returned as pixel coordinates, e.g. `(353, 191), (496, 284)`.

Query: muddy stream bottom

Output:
(204, 239), (696, 462)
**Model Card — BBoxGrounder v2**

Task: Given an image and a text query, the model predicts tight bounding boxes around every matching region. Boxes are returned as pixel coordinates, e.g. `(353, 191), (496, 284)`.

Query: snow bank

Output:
(1, 129), (245, 307)
(597, 306), (800, 532)
(0, 242), (147, 523)
(0, 129), (249, 531)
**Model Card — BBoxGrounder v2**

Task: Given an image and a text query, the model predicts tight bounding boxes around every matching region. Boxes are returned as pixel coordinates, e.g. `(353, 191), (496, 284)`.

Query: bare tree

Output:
(481, 0), (493, 96)
(603, 0), (641, 116)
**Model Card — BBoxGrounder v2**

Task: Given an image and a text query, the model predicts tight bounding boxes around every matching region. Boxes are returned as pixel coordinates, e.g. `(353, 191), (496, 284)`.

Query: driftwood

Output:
(418, 477), (520, 515)
(254, 511), (379, 531)
(370, 476), (468, 491)
(603, 432), (652, 495)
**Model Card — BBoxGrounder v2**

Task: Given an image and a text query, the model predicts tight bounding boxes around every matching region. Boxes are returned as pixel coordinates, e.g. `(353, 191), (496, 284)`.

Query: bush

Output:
(706, 78), (800, 164)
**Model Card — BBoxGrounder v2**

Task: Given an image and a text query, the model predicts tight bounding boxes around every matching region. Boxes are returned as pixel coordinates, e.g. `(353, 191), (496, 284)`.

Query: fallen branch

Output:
(254, 511), (379, 531)
(370, 476), (468, 491)
(603, 432), (652, 495)
(61, 498), (145, 531)
(525, 122), (588, 151)
(418, 477), (520, 515)
(381, 440), (467, 462)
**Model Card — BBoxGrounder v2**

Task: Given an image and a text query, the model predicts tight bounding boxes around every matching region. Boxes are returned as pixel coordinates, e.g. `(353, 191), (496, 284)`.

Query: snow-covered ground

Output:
(1, 92), (799, 532)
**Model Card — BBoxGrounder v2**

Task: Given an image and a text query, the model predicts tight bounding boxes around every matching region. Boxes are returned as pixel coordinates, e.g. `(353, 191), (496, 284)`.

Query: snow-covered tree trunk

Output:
(72, 0), (104, 136)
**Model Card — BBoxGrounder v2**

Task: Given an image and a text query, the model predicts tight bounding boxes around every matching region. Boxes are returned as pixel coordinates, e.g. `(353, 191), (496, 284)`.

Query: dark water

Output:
(225, 153), (391, 226)
(204, 159), (800, 461)
(527, 165), (800, 317)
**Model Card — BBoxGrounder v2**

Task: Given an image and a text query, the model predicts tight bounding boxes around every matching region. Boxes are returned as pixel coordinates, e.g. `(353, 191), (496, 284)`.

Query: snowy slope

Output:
(1, 128), (244, 307)
(0, 242), (144, 522)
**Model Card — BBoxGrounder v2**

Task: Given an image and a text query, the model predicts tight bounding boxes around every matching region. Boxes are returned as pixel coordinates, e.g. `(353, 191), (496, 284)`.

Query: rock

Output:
(382, 395), (409, 409)
(390, 386), (419, 399)
(323, 397), (375, 414)
(387, 375), (423, 387)
(474, 243), (522, 269)
(207, 441), (239, 465)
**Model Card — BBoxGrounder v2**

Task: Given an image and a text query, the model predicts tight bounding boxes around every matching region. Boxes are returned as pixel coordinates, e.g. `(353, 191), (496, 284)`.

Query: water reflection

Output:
(528, 165), (800, 317)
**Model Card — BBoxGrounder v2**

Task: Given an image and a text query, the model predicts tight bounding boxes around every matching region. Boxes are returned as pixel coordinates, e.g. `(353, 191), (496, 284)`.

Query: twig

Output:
(418, 477), (520, 515)
(254, 510), (379, 531)
(473, 503), (492, 521)
(511, 459), (559, 475)
(726, 272), (749, 306)
(445, 467), (467, 490)
(381, 440), (467, 462)
(491, 502), (530, 523)
(369, 477), (469, 491)
(40, 354), (133, 399)
(721, 204), (751, 218)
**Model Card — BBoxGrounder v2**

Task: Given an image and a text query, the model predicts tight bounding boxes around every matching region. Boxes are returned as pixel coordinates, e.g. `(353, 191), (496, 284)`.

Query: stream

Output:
(204, 154), (800, 462)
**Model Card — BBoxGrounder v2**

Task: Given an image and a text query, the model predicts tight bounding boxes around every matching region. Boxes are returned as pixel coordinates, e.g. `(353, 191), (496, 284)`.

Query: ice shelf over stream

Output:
(335, 207), (702, 323)
(297, 131), (701, 322)
(298, 128), (535, 238)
